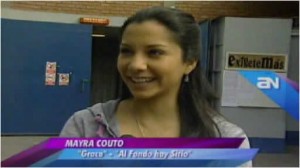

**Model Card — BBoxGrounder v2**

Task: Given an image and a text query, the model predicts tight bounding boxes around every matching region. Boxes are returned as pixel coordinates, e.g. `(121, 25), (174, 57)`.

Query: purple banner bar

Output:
(1, 139), (61, 167)
(1, 138), (244, 167)
(46, 138), (244, 149)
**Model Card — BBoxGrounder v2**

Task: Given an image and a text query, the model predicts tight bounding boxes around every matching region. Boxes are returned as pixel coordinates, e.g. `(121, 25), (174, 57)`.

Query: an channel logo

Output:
(239, 70), (299, 120)
(256, 77), (280, 89)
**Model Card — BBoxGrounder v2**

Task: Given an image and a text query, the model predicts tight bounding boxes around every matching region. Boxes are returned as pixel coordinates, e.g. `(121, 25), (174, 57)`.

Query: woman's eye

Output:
(120, 48), (133, 56)
(148, 49), (164, 57)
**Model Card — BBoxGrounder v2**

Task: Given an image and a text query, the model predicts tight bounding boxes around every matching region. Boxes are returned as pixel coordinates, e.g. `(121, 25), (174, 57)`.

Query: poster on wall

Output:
(45, 74), (56, 86)
(45, 62), (57, 86)
(58, 73), (70, 86)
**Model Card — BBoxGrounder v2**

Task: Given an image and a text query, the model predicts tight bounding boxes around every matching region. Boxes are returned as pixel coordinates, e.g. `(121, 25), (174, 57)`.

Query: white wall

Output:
(213, 17), (293, 139)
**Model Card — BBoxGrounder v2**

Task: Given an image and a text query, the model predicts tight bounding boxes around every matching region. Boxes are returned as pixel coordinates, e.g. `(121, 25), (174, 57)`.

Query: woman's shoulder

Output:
(213, 115), (247, 138)
(72, 99), (120, 119)
(213, 115), (253, 167)
(213, 115), (251, 148)
(59, 99), (120, 137)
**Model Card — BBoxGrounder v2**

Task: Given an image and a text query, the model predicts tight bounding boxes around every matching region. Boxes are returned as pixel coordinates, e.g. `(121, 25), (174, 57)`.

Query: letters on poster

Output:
(226, 53), (287, 72)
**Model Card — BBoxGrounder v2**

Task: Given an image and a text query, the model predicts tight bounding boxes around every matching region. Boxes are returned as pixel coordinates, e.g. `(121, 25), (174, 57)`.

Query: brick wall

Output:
(176, 1), (298, 21)
(3, 1), (298, 22)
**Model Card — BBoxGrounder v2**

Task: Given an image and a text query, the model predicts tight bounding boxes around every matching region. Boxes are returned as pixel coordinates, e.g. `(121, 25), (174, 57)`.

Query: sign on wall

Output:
(225, 52), (288, 72)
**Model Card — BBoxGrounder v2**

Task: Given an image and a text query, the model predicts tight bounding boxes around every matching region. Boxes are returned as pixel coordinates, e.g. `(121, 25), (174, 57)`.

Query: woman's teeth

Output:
(131, 77), (154, 83)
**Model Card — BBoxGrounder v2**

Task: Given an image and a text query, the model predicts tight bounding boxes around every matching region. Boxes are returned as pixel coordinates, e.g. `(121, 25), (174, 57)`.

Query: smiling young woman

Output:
(60, 7), (251, 166)
(116, 20), (196, 137)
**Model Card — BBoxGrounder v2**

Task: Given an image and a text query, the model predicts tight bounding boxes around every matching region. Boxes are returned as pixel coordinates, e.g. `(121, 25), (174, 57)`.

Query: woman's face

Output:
(117, 20), (195, 100)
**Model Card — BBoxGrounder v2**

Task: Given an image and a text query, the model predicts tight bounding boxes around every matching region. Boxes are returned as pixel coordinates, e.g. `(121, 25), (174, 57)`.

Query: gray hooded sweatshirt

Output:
(60, 99), (252, 166)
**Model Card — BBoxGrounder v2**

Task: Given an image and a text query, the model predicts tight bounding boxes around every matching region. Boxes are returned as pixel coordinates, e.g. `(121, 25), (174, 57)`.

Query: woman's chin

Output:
(130, 91), (156, 100)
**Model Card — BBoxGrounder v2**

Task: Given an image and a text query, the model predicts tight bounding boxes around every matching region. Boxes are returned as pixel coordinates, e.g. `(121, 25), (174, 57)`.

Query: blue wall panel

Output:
(2, 19), (92, 134)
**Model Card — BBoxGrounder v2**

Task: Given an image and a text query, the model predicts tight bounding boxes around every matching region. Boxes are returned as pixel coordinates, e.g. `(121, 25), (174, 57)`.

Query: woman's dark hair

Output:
(118, 7), (220, 137)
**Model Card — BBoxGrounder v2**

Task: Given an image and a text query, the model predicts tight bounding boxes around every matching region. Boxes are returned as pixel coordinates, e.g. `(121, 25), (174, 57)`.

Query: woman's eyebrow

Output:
(146, 44), (168, 48)
(120, 43), (168, 48)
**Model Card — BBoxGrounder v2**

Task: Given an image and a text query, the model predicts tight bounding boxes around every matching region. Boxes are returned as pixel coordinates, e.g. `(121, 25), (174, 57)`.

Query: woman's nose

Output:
(128, 54), (147, 71)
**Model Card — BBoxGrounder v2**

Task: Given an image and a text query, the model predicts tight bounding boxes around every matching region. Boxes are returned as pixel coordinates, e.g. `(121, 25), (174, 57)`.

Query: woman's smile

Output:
(126, 76), (157, 91)
(129, 76), (156, 83)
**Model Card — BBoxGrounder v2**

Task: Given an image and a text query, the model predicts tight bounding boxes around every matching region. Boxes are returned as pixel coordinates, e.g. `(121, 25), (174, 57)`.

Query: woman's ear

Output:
(185, 60), (197, 74)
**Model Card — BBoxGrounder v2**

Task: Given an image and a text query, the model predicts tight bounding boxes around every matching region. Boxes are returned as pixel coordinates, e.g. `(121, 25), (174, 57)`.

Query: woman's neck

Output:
(130, 96), (180, 137)
(130, 95), (180, 121)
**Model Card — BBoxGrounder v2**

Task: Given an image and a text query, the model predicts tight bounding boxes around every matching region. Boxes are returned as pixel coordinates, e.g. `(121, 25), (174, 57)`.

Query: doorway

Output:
(91, 26), (121, 104)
